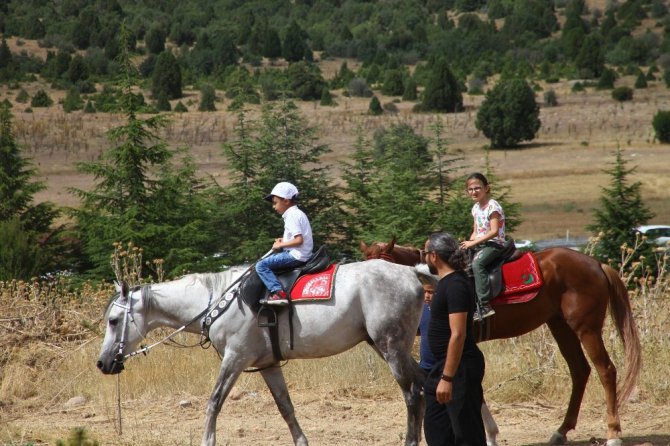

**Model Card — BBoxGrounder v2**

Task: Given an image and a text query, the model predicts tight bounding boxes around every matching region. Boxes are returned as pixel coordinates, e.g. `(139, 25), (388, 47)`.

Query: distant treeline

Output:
(1, 0), (669, 101)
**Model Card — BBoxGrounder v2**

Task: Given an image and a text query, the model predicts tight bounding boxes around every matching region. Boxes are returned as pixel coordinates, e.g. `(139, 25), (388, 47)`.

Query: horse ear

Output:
(359, 241), (368, 253)
(120, 281), (130, 299)
(386, 236), (396, 252)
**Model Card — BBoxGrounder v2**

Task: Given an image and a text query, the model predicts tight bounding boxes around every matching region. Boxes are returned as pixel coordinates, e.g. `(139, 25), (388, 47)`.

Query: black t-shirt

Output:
(427, 270), (479, 362)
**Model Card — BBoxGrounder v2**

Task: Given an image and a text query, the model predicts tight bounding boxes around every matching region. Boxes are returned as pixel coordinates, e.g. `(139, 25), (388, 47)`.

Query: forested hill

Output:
(1, 0), (669, 92)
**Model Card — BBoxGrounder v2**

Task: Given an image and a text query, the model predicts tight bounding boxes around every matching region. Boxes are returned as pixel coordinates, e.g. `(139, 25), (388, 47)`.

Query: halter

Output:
(110, 285), (205, 364)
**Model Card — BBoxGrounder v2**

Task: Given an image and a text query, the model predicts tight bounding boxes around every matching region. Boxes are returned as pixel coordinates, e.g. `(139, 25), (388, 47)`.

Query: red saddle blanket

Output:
(491, 252), (543, 305)
(290, 264), (338, 301)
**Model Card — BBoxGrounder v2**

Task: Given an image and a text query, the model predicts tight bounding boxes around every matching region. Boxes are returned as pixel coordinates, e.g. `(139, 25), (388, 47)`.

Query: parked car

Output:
(635, 225), (670, 247)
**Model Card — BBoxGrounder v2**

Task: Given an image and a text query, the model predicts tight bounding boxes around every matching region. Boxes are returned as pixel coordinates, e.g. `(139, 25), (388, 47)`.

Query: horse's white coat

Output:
(98, 260), (426, 446)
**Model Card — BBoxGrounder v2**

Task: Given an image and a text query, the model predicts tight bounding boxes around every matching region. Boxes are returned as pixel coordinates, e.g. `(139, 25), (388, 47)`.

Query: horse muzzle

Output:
(96, 354), (125, 375)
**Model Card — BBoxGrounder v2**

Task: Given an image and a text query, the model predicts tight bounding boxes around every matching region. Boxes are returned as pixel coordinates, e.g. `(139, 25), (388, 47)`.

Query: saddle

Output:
(470, 239), (521, 299)
(239, 244), (331, 312)
(238, 245), (331, 364)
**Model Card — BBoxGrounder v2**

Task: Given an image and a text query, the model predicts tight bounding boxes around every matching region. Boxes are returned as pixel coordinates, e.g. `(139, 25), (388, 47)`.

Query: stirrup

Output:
(257, 306), (278, 327)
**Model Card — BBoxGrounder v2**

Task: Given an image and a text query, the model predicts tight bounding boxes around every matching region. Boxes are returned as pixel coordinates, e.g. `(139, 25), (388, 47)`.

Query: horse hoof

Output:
(487, 440), (499, 446)
(606, 439), (622, 446)
(549, 431), (567, 445)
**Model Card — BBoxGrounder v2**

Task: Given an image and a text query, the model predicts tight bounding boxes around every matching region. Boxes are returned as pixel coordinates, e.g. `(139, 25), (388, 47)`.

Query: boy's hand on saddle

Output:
(272, 238), (283, 250)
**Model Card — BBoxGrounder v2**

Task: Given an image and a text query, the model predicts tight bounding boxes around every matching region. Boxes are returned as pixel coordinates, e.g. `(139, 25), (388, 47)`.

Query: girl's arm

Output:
(461, 212), (500, 249)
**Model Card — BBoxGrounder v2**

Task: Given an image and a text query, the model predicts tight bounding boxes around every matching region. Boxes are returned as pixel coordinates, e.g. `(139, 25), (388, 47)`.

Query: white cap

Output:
(264, 182), (299, 201)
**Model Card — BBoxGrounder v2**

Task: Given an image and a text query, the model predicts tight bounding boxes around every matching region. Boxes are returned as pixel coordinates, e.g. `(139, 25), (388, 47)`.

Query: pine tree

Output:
(368, 95), (383, 115)
(199, 85), (216, 111)
(420, 58), (463, 113)
(151, 50), (182, 100)
(0, 105), (60, 279)
(282, 20), (309, 63)
(219, 100), (345, 261)
(70, 25), (221, 277)
(475, 78), (540, 148)
(342, 123), (440, 247)
(587, 146), (655, 273)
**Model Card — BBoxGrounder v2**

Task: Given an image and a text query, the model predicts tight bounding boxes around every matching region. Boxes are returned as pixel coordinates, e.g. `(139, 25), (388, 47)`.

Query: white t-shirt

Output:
(282, 205), (313, 261)
(471, 198), (506, 245)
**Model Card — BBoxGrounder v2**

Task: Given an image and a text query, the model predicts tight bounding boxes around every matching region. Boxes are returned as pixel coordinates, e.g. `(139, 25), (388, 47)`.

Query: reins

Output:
(117, 250), (275, 362)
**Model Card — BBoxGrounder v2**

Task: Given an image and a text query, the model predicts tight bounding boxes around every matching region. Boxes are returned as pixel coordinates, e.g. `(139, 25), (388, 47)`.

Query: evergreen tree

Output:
(31, 90), (54, 107)
(286, 61), (326, 100)
(218, 100), (345, 261)
(0, 105), (61, 279)
(0, 38), (15, 80)
(262, 26), (282, 60)
(575, 34), (604, 78)
(67, 54), (89, 83)
(587, 146), (655, 273)
(283, 20), (309, 63)
(145, 26), (166, 55)
(381, 69), (405, 96)
(652, 110), (670, 143)
(368, 95), (383, 115)
(340, 128), (376, 245)
(402, 77), (418, 101)
(634, 72), (647, 88)
(199, 85), (217, 111)
(475, 78), (540, 148)
(63, 89), (84, 112)
(420, 58), (463, 113)
(174, 101), (188, 113)
(155, 92), (171, 111)
(151, 50), (182, 100)
(349, 124), (439, 246)
(70, 26), (221, 277)
(320, 88), (334, 106)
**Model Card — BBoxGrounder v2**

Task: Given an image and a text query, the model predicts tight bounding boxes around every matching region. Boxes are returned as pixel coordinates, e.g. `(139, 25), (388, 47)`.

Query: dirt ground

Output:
(2, 388), (669, 445)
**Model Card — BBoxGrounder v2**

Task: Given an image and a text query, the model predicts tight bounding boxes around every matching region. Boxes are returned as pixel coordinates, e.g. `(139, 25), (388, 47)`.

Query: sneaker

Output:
(260, 290), (289, 306)
(473, 304), (495, 321)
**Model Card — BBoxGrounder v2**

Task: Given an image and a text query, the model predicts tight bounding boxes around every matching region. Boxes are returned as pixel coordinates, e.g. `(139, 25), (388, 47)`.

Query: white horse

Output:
(97, 260), (427, 446)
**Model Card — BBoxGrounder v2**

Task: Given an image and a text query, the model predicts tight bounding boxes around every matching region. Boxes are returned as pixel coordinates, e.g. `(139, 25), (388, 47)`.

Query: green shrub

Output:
(634, 73), (648, 89)
(368, 95), (383, 115)
(611, 86), (633, 102)
(16, 89), (29, 103)
(652, 110), (670, 143)
(30, 89), (53, 107)
(544, 89), (558, 106)
(174, 101), (188, 112)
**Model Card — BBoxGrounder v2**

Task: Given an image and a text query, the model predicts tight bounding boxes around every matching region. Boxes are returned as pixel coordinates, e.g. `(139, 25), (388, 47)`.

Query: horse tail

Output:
(601, 263), (642, 409)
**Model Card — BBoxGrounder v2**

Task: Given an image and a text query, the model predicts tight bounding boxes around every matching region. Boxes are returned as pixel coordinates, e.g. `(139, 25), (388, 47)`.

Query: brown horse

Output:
(360, 238), (641, 446)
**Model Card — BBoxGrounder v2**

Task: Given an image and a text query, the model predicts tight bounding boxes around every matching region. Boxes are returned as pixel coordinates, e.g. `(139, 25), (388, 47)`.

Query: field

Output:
(2, 56), (670, 445)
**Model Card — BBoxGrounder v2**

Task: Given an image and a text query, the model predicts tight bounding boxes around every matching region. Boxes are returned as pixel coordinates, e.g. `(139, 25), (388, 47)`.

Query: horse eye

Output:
(109, 318), (118, 327)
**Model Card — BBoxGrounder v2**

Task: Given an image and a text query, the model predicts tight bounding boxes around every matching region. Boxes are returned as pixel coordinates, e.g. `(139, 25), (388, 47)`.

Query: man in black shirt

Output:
(423, 232), (486, 446)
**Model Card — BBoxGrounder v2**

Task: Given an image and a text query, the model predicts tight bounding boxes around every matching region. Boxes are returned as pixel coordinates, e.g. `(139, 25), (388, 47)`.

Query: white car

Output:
(635, 225), (670, 247)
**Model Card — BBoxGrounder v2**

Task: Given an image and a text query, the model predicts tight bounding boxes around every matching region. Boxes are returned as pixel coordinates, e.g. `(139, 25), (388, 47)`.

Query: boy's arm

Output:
(272, 234), (303, 250)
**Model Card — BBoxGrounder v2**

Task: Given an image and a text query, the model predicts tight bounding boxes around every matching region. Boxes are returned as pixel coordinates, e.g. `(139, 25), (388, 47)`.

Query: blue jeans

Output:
(255, 251), (305, 294)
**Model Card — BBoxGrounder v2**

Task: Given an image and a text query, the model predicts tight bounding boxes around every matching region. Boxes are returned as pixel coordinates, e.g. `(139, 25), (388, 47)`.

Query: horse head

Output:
(96, 281), (149, 375)
(359, 237), (396, 261)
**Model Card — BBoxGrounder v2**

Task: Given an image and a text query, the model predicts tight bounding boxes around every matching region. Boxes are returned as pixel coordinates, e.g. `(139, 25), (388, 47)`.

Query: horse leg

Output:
(371, 343), (425, 446)
(481, 399), (499, 446)
(546, 317), (592, 445)
(578, 329), (621, 446)
(260, 366), (308, 446)
(201, 355), (245, 446)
